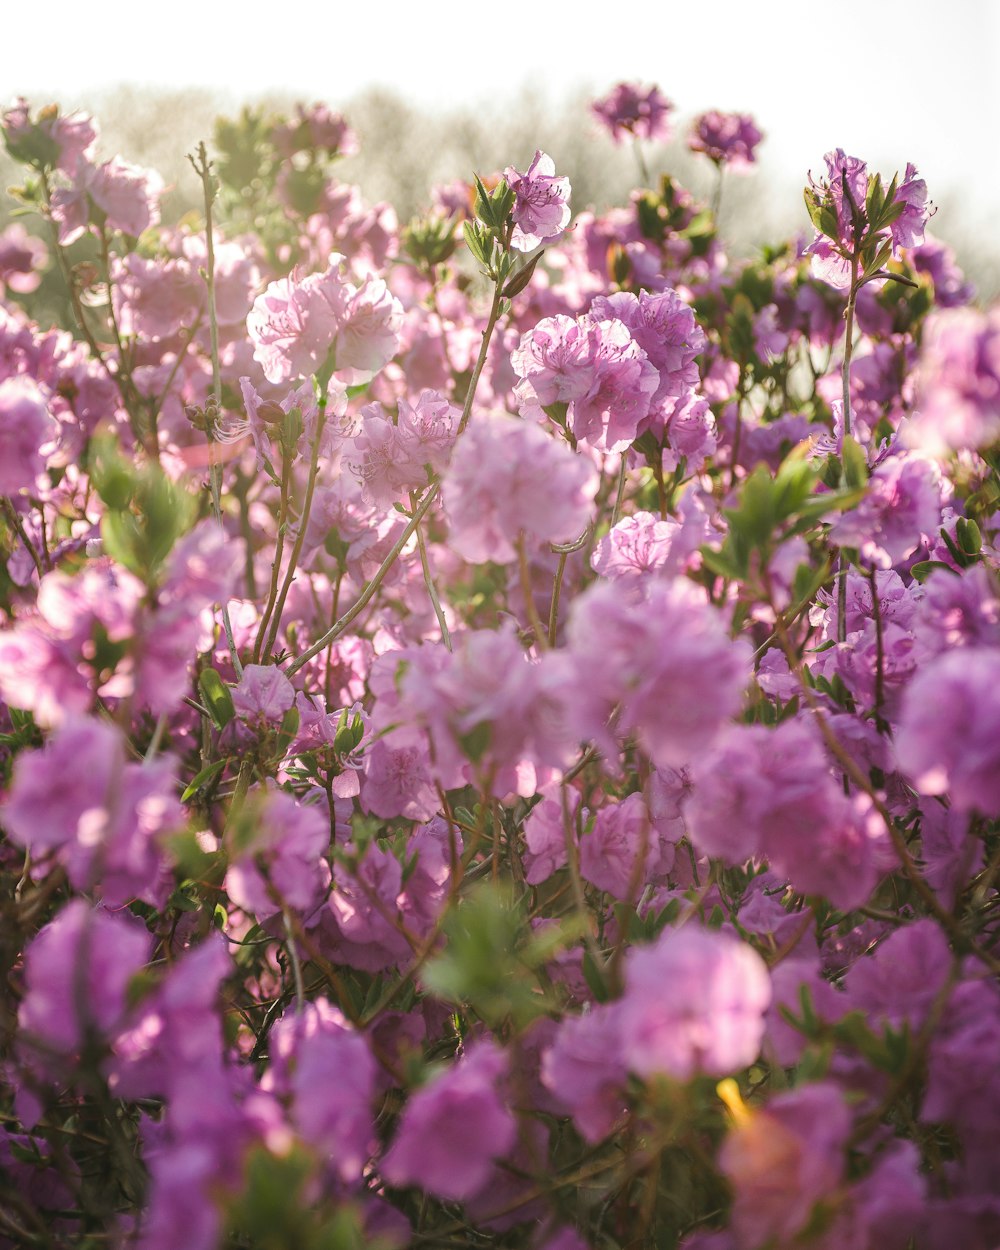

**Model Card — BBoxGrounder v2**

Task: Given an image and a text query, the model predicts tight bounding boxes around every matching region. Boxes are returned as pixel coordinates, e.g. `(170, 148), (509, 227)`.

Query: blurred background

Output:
(4, 0), (998, 296)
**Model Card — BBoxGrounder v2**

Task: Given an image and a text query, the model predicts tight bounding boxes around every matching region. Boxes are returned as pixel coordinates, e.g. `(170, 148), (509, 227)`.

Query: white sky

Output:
(6, 0), (999, 226)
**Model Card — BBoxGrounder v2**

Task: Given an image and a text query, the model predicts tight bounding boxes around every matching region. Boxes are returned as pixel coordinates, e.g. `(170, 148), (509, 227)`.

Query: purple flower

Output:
(580, 792), (672, 899)
(504, 150), (571, 252)
(688, 111), (764, 170)
(0, 375), (58, 494)
(19, 900), (149, 1061)
(907, 307), (1000, 454)
(686, 720), (888, 908)
(829, 451), (944, 569)
(894, 647), (1000, 816)
(590, 510), (681, 581)
(225, 789), (330, 918)
(381, 1040), (517, 1201)
(231, 663), (295, 727)
(542, 1004), (628, 1142)
(619, 926), (771, 1080)
(592, 83), (674, 145)
(566, 578), (750, 770)
(266, 1003), (376, 1184)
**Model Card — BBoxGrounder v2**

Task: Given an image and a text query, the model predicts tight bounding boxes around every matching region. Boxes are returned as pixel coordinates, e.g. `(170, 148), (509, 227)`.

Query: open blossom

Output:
(592, 82), (674, 145)
(512, 313), (659, 453)
(686, 719), (889, 908)
(2, 98), (98, 173)
(805, 150), (931, 288)
(225, 790), (331, 918)
(566, 577), (750, 770)
(0, 375), (58, 493)
(381, 1041), (516, 1201)
(442, 412), (597, 563)
(905, 306), (1000, 454)
(894, 647), (1000, 816)
(50, 157), (163, 244)
(247, 252), (402, 384)
(719, 1082), (851, 1248)
(688, 111), (764, 170)
(619, 926), (771, 1079)
(19, 900), (150, 1061)
(504, 150), (571, 252)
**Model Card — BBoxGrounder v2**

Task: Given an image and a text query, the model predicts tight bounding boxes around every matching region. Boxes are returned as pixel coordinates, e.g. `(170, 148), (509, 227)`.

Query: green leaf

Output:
(840, 435), (869, 490)
(199, 668), (236, 729)
(181, 758), (227, 802)
(910, 559), (959, 583)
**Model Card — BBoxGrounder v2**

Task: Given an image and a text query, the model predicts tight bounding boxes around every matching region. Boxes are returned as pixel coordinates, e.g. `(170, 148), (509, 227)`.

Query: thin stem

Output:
(284, 484), (438, 677)
(547, 550), (569, 648)
(1, 497), (45, 579)
(287, 245), (508, 679)
(190, 141), (242, 677)
(253, 455), (292, 664)
(261, 408), (327, 661)
(411, 490), (451, 650)
(611, 455), (629, 527)
(517, 533), (548, 648)
(283, 910), (306, 1013)
(836, 254), (861, 647)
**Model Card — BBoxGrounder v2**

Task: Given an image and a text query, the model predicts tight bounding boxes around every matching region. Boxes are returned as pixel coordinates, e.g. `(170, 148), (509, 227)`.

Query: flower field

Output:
(0, 83), (999, 1249)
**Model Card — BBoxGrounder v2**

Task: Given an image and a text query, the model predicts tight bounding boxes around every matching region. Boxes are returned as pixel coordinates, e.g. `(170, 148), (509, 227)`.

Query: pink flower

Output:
(381, 1041), (517, 1201)
(619, 926), (771, 1080)
(719, 1083), (851, 1247)
(51, 157), (163, 244)
(247, 253), (402, 385)
(443, 412), (597, 563)
(0, 375), (58, 493)
(566, 578), (750, 770)
(592, 83), (674, 145)
(504, 150), (571, 252)
(225, 790), (330, 918)
(688, 111), (764, 170)
(894, 647), (1000, 816)
(542, 1004), (628, 1142)
(19, 900), (149, 1061)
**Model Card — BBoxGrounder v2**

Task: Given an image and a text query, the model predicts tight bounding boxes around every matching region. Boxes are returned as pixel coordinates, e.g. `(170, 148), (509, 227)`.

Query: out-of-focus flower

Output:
(619, 926), (771, 1079)
(688, 111), (763, 170)
(592, 83), (674, 145)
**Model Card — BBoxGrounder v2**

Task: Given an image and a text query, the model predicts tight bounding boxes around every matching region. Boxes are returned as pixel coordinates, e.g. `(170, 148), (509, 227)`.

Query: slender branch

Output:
(411, 489), (451, 649)
(189, 141), (242, 678)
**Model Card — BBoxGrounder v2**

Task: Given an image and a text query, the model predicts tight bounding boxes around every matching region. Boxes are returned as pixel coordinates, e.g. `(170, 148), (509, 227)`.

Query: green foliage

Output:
(92, 435), (197, 585)
(423, 881), (579, 1028)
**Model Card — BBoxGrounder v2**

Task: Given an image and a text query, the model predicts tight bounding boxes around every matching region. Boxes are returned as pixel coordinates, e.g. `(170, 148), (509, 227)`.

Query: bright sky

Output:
(7, 0), (999, 227)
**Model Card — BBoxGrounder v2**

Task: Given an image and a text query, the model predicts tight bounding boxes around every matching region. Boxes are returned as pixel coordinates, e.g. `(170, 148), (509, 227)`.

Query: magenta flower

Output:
(504, 150), (571, 252)
(542, 1004), (628, 1142)
(381, 1041), (517, 1201)
(906, 306), (1000, 454)
(688, 111), (764, 170)
(619, 926), (771, 1080)
(592, 83), (674, 145)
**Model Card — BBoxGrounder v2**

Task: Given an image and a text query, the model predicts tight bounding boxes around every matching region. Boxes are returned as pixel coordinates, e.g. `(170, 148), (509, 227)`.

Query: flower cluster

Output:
(0, 85), (996, 1250)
